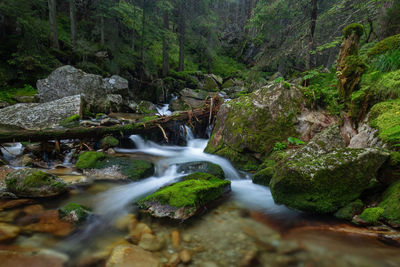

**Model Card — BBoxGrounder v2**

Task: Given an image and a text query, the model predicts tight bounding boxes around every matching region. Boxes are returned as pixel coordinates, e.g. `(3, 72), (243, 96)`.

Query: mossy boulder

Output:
(334, 199), (363, 220)
(100, 136), (119, 149)
(177, 161), (225, 179)
(377, 180), (400, 227)
(205, 83), (303, 170)
(367, 34), (400, 57)
(59, 202), (91, 223)
(358, 207), (384, 225)
(202, 75), (220, 92)
(252, 160), (276, 186)
(138, 172), (231, 220)
(5, 169), (67, 197)
(270, 126), (389, 214)
(76, 152), (154, 181)
(135, 100), (157, 114)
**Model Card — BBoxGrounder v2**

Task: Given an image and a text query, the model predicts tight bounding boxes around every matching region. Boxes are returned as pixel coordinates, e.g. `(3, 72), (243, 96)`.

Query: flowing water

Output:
(1, 129), (400, 266)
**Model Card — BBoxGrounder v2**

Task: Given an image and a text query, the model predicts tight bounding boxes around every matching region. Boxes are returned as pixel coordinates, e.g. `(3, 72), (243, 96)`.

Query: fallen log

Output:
(0, 107), (216, 143)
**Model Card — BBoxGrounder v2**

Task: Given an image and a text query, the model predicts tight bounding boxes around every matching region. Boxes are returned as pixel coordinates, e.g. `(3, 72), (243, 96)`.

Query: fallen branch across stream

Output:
(0, 107), (217, 143)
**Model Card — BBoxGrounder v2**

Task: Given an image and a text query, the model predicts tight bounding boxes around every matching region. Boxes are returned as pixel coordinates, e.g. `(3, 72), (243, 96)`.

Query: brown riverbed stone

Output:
(128, 222), (152, 244)
(170, 230), (180, 249)
(179, 249), (192, 263)
(0, 222), (20, 242)
(0, 199), (35, 211)
(106, 244), (159, 267)
(20, 210), (74, 237)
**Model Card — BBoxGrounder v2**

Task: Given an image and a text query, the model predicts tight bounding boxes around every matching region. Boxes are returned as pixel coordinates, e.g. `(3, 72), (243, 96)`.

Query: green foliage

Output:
(138, 173), (230, 208)
(378, 180), (400, 225)
(367, 34), (400, 57)
(75, 151), (106, 169)
(100, 136), (119, 149)
(287, 137), (305, 146)
(273, 77), (285, 83)
(343, 23), (364, 38)
(209, 55), (247, 78)
(334, 199), (363, 220)
(371, 49), (400, 72)
(0, 84), (37, 104)
(273, 142), (287, 151)
(59, 202), (91, 223)
(359, 207), (384, 225)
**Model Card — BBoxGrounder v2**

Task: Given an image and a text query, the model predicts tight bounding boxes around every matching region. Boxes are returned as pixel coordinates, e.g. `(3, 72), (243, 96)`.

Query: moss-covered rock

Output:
(177, 161), (225, 179)
(138, 172), (231, 220)
(205, 83), (303, 170)
(358, 207), (384, 225)
(334, 199), (363, 220)
(59, 202), (91, 223)
(202, 75), (220, 92)
(270, 126), (389, 214)
(135, 101), (157, 114)
(100, 136), (119, 149)
(5, 169), (67, 197)
(378, 180), (400, 226)
(367, 34), (400, 57)
(252, 160), (276, 186)
(76, 152), (154, 181)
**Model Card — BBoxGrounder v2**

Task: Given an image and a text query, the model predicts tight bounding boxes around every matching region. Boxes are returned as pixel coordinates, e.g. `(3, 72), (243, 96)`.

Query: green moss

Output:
(359, 207), (384, 225)
(343, 23), (364, 38)
(378, 180), (400, 225)
(367, 34), (400, 57)
(24, 171), (54, 187)
(75, 151), (106, 169)
(100, 136), (119, 149)
(60, 114), (80, 128)
(138, 173), (230, 208)
(334, 199), (363, 220)
(253, 167), (274, 186)
(177, 162), (225, 179)
(140, 115), (159, 122)
(59, 202), (91, 223)
(0, 84), (37, 104)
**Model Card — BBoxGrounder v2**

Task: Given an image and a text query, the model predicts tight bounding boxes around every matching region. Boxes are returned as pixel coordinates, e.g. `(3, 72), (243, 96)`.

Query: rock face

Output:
(205, 83), (304, 169)
(5, 169), (67, 198)
(270, 126), (389, 213)
(0, 95), (81, 130)
(37, 65), (129, 113)
(138, 173), (231, 220)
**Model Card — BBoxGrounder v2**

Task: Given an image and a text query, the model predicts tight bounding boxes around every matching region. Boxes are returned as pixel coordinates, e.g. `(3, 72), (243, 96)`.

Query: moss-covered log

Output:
(0, 108), (215, 143)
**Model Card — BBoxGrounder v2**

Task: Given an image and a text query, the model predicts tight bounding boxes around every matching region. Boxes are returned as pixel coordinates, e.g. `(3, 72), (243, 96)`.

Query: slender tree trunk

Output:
(132, 4), (136, 51)
(100, 16), (105, 46)
(306, 0), (317, 70)
(178, 0), (185, 71)
(48, 0), (59, 49)
(162, 10), (170, 77)
(69, 0), (77, 49)
(141, 0), (146, 62)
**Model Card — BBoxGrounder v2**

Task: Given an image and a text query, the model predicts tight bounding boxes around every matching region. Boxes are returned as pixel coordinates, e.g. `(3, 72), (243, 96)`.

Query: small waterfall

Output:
(184, 125), (195, 141)
(0, 143), (23, 162)
(156, 104), (172, 116)
(63, 149), (75, 167)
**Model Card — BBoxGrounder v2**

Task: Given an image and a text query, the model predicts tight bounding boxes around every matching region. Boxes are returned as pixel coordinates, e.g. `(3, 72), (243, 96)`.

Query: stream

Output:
(1, 129), (400, 266)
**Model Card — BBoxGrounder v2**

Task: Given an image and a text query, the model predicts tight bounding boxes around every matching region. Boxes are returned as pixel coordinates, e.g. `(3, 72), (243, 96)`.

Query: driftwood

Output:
(0, 107), (216, 143)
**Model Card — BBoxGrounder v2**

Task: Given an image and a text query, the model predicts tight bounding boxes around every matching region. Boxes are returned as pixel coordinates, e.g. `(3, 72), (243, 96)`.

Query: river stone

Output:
(177, 161), (225, 179)
(0, 222), (20, 242)
(202, 75), (220, 92)
(5, 169), (67, 198)
(0, 95), (81, 130)
(138, 173), (231, 220)
(205, 82), (304, 169)
(270, 126), (389, 214)
(0, 247), (69, 267)
(106, 244), (159, 267)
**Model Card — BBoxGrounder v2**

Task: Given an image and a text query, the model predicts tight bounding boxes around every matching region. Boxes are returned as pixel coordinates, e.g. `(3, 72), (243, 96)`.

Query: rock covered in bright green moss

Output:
(138, 172), (231, 220)
(76, 151), (154, 181)
(270, 126), (389, 214)
(100, 136), (119, 149)
(59, 202), (91, 223)
(202, 74), (221, 92)
(358, 207), (384, 225)
(252, 160), (276, 186)
(378, 180), (400, 227)
(205, 82), (304, 170)
(177, 161), (225, 179)
(367, 34), (400, 57)
(5, 169), (67, 197)
(334, 199), (363, 220)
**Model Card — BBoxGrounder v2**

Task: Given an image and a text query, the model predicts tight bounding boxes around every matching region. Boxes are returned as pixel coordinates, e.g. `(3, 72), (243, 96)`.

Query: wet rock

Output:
(334, 199), (364, 220)
(106, 244), (159, 267)
(0, 199), (35, 211)
(0, 95), (82, 130)
(168, 253), (180, 266)
(376, 180), (400, 227)
(100, 136), (119, 150)
(138, 233), (165, 252)
(177, 162), (225, 179)
(59, 202), (91, 224)
(205, 82), (304, 170)
(0, 222), (20, 242)
(128, 222), (153, 244)
(170, 230), (181, 248)
(5, 169), (67, 198)
(76, 152), (154, 181)
(179, 249), (192, 263)
(252, 160), (276, 186)
(0, 246), (69, 267)
(138, 173), (231, 220)
(114, 214), (137, 231)
(170, 96), (207, 111)
(80, 120), (101, 127)
(270, 126), (389, 213)
(20, 210), (74, 237)
(135, 101), (158, 114)
(100, 118), (120, 126)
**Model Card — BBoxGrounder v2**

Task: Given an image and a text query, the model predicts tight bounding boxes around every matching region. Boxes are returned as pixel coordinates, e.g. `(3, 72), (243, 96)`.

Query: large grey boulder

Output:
(0, 95), (81, 130)
(270, 125), (389, 214)
(37, 65), (129, 113)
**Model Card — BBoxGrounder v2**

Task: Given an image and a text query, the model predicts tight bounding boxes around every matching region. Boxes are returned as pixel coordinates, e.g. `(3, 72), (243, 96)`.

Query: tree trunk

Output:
(69, 0), (77, 49)
(48, 0), (59, 49)
(132, 4), (136, 51)
(100, 16), (105, 46)
(306, 0), (318, 70)
(141, 0), (146, 62)
(162, 10), (170, 77)
(178, 0), (185, 72)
